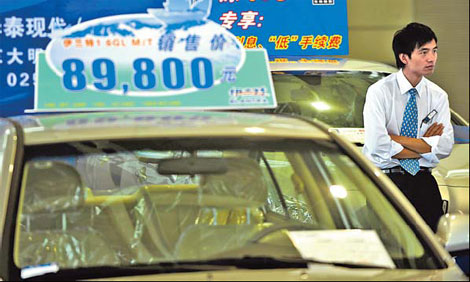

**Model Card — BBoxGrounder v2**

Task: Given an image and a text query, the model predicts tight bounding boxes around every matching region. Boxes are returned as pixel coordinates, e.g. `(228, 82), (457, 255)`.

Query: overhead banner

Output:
(209, 0), (349, 57)
(0, 0), (348, 116)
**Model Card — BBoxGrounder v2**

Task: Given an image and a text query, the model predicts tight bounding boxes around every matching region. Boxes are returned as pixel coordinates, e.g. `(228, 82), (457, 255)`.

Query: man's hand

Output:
(423, 122), (444, 137)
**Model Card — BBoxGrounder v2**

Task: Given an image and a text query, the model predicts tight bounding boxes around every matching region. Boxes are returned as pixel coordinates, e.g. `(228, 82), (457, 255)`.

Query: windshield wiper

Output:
(26, 256), (388, 280)
(212, 256), (389, 269)
(266, 256), (391, 269)
(23, 263), (235, 280)
(143, 256), (389, 270)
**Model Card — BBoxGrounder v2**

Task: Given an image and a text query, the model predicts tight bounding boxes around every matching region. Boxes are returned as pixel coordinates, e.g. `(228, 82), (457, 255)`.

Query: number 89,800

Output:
(61, 57), (214, 92)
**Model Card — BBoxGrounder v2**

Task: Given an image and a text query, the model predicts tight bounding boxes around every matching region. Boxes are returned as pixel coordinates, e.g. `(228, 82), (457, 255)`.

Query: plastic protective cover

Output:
(17, 157), (269, 269)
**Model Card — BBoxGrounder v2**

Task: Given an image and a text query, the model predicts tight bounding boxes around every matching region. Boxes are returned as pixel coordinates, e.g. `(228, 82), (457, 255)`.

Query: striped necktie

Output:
(399, 88), (420, 175)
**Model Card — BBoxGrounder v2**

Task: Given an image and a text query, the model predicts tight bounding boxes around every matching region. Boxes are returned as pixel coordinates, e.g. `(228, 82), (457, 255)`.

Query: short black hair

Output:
(392, 22), (437, 69)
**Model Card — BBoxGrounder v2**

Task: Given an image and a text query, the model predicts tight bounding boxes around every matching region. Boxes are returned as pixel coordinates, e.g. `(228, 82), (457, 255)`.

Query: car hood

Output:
(92, 265), (467, 281)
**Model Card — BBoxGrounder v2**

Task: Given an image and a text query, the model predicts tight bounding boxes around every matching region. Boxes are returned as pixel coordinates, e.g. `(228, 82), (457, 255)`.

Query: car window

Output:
(450, 109), (469, 126)
(270, 71), (468, 130)
(453, 125), (470, 144)
(14, 138), (438, 273)
(269, 71), (389, 127)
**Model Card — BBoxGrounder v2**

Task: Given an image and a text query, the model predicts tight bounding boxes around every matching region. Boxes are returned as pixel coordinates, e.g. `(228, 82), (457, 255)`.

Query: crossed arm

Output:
(391, 123), (444, 159)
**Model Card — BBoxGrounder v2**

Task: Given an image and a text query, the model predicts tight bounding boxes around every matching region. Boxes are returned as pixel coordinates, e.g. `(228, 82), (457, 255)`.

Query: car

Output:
(0, 111), (467, 280)
(268, 57), (469, 216)
(267, 58), (470, 275)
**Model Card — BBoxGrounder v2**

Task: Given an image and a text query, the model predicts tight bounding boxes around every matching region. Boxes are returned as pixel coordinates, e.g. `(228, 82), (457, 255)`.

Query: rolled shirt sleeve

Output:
(390, 140), (405, 157)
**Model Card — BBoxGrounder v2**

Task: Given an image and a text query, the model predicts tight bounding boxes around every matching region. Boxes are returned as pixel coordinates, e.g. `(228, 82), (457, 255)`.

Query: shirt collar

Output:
(397, 69), (426, 97)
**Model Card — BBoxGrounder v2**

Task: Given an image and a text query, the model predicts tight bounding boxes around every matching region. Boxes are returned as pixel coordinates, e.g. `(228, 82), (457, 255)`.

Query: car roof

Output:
(270, 57), (398, 73)
(10, 111), (331, 145)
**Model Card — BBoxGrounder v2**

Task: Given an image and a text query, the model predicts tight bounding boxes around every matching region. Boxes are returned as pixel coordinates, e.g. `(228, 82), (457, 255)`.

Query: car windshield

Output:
(269, 71), (390, 127)
(14, 137), (438, 274)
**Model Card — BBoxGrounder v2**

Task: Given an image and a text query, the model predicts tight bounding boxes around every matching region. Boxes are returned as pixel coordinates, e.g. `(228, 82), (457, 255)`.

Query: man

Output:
(363, 22), (454, 232)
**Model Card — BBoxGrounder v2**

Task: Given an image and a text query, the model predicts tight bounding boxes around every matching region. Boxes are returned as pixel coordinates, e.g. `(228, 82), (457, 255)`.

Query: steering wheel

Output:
(249, 223), (315, 243)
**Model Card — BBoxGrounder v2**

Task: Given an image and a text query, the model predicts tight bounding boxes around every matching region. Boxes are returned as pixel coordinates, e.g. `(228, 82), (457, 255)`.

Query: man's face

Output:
(403, 39), (438, 76)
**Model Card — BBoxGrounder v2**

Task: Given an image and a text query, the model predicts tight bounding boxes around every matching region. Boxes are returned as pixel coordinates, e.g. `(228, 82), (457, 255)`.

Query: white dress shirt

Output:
(363, 69), (454, 169)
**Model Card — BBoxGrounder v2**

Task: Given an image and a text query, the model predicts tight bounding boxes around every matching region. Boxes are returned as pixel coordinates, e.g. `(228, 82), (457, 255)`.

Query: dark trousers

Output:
(387, 170), (444, 232)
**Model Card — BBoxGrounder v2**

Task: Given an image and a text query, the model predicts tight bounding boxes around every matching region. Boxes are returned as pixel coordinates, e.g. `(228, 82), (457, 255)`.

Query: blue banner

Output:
(209, 0), (348, 56)
(0, 0), (348, 117)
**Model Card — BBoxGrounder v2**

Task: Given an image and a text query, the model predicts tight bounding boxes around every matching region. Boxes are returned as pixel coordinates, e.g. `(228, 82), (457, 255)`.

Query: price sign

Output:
(32, 0), (276, 112)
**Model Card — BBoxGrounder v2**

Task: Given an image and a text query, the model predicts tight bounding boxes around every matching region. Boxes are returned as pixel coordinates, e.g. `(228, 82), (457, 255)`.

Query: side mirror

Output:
(436, 213), (469, 276)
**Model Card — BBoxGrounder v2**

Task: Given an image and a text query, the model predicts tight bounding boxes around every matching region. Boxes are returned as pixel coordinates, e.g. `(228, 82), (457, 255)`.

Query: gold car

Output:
(0, 111), (466, 280)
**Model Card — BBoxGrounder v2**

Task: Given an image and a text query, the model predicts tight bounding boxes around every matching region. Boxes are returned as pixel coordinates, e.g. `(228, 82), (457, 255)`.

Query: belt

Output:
(381, 166), (433, 175)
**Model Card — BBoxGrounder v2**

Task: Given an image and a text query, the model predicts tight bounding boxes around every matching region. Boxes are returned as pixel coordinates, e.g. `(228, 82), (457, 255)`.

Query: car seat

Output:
(172, 158), (268, 260)
(16, 161), (121, 268)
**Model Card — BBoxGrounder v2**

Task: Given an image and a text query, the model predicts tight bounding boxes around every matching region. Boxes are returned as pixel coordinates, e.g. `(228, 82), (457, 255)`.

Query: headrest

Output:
(200, 158), (267, 205)
(22, 161), (85, 213)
